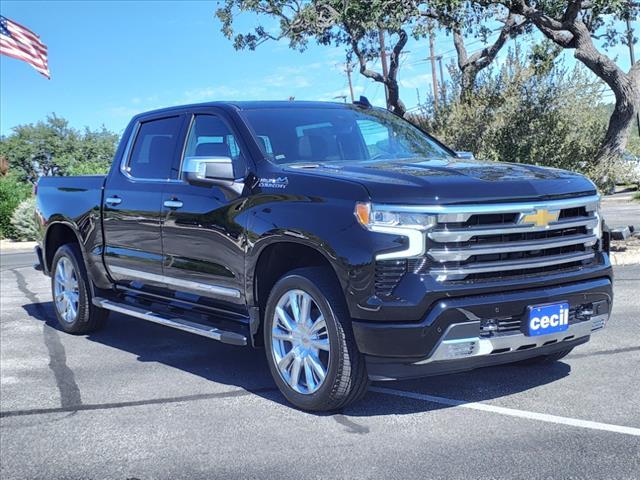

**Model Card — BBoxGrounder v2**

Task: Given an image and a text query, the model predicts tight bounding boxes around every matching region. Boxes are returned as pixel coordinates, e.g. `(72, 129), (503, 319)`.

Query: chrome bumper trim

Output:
(413, 314), (608, 365)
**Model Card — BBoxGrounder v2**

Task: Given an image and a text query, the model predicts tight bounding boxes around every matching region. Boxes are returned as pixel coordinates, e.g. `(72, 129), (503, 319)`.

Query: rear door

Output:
(160, 110), (250, 311)
(102, 114), (186, 290)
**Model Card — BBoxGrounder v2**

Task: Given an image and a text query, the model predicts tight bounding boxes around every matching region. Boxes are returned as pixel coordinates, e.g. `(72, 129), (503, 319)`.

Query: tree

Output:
(413, 45), (611, 182)
(216, 0), (415, 115)
(475, 0), (639, 186)
(0, 114), (118, 183)
(418, 2), (529, 98)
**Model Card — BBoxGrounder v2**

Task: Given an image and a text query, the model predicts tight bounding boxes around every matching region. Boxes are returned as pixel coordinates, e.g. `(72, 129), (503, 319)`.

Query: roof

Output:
(132, 100), (358, 120)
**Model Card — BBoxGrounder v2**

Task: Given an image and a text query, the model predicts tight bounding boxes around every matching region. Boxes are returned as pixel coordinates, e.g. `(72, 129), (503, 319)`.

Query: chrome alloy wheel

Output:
(271, 289), (330, 394)
(53, 257), (79, 323)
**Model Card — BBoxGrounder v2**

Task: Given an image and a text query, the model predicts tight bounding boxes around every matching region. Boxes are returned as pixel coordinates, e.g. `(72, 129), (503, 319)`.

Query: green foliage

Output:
(10, 197), (38, 241)
(0, 114), (118, 184)
(216, 1), (417, 51)
(0, 175), (32, 239)
(414, 46), (612, 185)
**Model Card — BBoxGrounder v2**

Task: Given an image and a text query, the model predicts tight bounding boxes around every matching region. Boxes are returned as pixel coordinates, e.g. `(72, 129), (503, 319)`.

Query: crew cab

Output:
(35, 100), (613, 411)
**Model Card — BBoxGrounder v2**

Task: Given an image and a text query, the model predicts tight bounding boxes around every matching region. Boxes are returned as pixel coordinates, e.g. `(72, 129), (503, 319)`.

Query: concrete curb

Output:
(610, 251), (640, 266)
(0, 240), (37, 253)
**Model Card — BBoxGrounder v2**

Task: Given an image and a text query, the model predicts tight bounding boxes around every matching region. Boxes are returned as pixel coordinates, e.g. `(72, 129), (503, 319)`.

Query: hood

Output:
(284, 157), (597, 204)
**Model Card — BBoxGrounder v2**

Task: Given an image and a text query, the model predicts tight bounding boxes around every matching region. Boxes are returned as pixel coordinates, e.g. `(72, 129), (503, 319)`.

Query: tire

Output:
(263, 267), (369, 411)
(51, 243), (108, 334)
(517, 347), (574, 365)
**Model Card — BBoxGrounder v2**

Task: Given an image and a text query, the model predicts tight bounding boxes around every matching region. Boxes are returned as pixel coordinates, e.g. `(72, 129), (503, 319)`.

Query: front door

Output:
(102, 114), (185, 290)
(160, 112), (250, 311)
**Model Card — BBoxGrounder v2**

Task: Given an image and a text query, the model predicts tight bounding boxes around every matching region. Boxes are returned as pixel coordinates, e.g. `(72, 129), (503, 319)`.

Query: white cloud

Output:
(400, 73), (432, 89)
(315, 85), (365, 102)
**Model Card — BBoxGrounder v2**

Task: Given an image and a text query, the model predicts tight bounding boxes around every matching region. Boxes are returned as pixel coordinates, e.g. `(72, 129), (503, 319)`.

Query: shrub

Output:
(0, 176), (32, 239)
(411, 46), (613, 187)
(10, 197), (38, 241)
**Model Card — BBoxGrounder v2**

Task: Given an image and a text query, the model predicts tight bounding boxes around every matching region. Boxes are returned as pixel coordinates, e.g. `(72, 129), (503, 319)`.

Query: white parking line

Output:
(371, 387), (640, 437)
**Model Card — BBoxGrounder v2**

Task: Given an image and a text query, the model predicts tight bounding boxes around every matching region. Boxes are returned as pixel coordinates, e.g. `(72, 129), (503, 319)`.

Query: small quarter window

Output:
(127, 116), (182, 179)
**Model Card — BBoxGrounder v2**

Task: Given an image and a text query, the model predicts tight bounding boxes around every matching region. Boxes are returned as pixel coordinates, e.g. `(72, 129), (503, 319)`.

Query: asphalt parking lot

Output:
(1, 250), (639, 479)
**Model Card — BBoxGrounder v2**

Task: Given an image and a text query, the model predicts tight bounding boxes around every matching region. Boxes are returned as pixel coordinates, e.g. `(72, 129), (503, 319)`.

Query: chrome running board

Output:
(93, 298), (247, 346)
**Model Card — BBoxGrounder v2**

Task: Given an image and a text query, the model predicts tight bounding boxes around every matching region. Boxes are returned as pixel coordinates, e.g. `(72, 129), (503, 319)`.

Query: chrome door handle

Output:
(105, 196), (122, 206)
(164, 200), (183, 209)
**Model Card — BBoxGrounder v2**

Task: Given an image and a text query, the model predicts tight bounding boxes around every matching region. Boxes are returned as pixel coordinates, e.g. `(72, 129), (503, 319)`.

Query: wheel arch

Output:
(248, 239), (348, 346)
(43, 221), (85, 274)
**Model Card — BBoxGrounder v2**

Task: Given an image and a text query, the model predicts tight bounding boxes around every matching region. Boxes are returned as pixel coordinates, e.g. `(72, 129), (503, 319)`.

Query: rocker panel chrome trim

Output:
(108, 266), (241, 298)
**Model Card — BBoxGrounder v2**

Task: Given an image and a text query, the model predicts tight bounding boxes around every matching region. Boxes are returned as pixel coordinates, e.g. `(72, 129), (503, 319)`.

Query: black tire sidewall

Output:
(263, 272), (346, 410)
(51, 244), (90, 333)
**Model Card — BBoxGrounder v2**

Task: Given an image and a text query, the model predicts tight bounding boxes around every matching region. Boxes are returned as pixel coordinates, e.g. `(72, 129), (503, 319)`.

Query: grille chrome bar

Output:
(428, 217), (598, 243)
(430, 251), (595, 281)
(428, 233), (597, 262)
(374, 194), (599, 215)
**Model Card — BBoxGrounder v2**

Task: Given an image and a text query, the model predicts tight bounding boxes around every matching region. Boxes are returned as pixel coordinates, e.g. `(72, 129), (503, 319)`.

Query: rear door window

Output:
(126, 116), (182, 179)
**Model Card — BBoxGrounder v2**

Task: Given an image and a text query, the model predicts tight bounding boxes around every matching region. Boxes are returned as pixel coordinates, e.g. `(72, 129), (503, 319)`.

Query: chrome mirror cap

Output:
(455, 151), (475, 160)
(183, 156), (235, 187)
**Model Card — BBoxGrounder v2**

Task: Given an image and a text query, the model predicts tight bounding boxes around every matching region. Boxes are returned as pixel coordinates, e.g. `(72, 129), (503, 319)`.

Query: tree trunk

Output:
(386, 79), (406, 116)
(569, 25), (640, 186)
(460, 65), (479, 101)
(599, 84), (640, 160)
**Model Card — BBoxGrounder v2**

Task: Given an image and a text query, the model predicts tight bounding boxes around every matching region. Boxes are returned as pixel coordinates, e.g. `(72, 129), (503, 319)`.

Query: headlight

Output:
(355, 202), (436, 260)
(355, 202), (436, 231)
(594, 201), (602, 240)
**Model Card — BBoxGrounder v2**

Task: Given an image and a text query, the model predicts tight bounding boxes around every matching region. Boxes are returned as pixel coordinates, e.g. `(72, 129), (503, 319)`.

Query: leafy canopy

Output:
(0, 114), (119, 184)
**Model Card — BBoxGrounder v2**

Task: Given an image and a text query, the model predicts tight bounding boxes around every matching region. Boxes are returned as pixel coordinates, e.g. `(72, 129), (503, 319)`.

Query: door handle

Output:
(105, 196), (122, 206)
(164, 199), (183, 209)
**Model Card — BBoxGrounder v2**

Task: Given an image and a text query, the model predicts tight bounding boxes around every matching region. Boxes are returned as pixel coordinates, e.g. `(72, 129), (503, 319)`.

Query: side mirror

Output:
(455, 151), (475, 160)
(183, 156), (235, 187)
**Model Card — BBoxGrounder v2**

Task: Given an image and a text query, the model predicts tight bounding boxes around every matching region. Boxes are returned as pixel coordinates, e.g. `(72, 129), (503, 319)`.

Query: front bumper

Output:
(351, 277), (612, 380)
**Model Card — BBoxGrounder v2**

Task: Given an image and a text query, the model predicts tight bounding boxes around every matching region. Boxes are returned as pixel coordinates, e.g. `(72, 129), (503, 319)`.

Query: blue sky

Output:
(0, 1), (635, 136)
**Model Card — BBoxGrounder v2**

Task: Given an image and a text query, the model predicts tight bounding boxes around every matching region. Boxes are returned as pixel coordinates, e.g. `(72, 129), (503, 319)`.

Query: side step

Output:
(93, 298), (247, 346)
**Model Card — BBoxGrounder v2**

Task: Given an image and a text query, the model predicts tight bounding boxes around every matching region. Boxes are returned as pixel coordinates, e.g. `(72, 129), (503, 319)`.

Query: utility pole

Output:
(428, 31), (439, 112)
(345, 62), (355, 103)
(437, 55), (446, 105)
(378, 29), (390, 108)
(625, 15), (640, 137)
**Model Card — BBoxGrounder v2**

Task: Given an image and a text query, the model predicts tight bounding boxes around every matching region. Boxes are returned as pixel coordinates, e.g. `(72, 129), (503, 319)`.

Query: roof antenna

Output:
(353, 95), (372, 108)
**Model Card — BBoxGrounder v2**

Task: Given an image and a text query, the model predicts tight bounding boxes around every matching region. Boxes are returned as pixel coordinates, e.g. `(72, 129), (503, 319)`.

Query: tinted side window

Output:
(127, 116), (182, 179)
(184, 115), (241, 160)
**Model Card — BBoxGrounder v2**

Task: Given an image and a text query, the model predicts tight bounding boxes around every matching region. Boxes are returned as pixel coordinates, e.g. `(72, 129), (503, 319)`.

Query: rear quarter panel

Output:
(36, 175), (106, 280)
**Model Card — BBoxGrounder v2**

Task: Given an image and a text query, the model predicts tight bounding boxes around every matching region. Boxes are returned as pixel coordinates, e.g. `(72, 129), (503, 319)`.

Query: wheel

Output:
(51, 243), (108, 334)
(264, 267), (369, 411)
(517, 347), (574, 365)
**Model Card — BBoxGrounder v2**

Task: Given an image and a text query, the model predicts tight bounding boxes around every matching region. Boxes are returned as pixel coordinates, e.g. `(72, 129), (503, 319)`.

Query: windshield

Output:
(241, 106), (453, 165)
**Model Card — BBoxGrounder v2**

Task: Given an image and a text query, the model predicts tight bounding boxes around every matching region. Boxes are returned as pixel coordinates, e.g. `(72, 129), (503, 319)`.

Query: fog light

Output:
(444, 339), (478, 358)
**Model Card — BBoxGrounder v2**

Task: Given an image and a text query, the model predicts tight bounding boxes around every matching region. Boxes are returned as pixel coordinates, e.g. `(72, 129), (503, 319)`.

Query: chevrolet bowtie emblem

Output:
(519, 209), (560, 227)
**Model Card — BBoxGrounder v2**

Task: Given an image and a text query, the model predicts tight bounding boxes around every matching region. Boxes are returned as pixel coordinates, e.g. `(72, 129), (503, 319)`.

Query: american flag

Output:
(0, 15), (50, 79)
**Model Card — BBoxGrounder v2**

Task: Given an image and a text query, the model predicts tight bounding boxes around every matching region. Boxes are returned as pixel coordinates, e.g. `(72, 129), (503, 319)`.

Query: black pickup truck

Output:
(35, 99), (613, 411)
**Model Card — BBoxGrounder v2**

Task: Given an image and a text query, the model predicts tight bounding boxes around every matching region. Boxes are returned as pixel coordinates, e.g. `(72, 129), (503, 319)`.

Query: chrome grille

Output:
(425, 195), (600, 282)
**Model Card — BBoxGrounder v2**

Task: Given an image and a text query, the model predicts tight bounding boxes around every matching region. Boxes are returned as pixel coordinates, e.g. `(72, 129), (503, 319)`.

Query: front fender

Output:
(243, 191), (399, 318)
